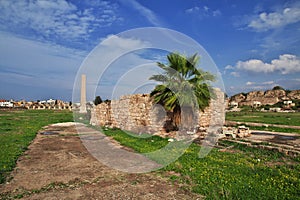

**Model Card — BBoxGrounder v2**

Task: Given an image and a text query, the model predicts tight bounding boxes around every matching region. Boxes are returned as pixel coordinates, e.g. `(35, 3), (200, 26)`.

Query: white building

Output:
(46, 99), (56, 105)
(229, 101), (238, 108)
(0, 100), (14, 107)
(283, 100), (293, 105)
(270, 107), (281, 112)
(253, 101), (261, 107)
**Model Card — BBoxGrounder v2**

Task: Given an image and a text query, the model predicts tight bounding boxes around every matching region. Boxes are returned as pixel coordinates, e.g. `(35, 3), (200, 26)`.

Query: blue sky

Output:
(0, 0), (300, 101)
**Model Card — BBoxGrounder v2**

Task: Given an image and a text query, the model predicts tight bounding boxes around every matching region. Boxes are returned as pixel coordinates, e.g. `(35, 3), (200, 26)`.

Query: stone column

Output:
(80, 74), (87, 113)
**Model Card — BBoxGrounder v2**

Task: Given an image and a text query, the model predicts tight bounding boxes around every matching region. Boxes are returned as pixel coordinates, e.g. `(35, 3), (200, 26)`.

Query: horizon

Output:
(2, 86), (298, 103)
(1, 0), (300, 101)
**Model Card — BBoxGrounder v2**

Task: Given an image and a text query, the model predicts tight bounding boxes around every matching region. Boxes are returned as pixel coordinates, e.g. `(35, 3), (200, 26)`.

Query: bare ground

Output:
(0, 123), (203, 200)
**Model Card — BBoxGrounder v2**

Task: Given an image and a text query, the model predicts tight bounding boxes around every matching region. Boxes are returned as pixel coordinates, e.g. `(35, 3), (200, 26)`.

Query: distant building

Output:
(253, 101), (261, 107)
(46, 99), (56, 105)
(283, 100), (293, 106)
(25, 99), (72, 110)
(0, 100), (13, 107)
(270, 107), (281, 112)
(229, 101), (238, 108)
(227, 101), (240, 112)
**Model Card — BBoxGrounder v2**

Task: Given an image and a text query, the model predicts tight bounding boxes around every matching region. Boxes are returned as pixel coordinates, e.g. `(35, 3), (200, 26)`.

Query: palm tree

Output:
(149, 52), (215, 130)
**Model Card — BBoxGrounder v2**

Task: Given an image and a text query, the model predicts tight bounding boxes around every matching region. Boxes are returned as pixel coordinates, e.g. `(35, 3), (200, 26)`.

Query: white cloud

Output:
(246, 81), (255, 86)
(185, 5), (221, 18)
(0, 31), (85, 71)
(0, 32), (86, 100)
(271, 54), (300, 74)
(228, 79), (299, 97)
(185, 6), (200, 14)
(0, 0), (121, 41)
(223, 65), (234, 75)
(242, 81), (279, 92)
(120, 0), (162, 26)
(229, 54), (300, 74)
(227, 81), (278, 96)
(101, 35), (150, 50)
(262, 81), (275, 85)
(236, 59), (274, 73)
(245, 81), (275, 86)
(212, 10), (222, 17)
(225, 65), (234, 70)
(230, 72), (240, 77)
(248, 5), (300, 31)
(74, 34), (159, 101)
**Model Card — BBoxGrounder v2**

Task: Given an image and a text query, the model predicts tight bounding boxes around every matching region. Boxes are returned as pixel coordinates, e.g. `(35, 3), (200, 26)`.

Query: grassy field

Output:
(226, 111), (300, 126)
(100, 127), (300, 199)
(1, 110), (299, 199)
(0, 110), (73, 184)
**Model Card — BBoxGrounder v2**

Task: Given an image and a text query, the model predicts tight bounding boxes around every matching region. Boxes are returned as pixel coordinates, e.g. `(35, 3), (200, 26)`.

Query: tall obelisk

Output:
(79, 74), (87, 113)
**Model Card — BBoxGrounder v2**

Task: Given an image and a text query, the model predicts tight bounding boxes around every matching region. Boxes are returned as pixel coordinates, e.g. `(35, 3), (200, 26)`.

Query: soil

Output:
(226, 121), (300, 130)
(249, 131), (300, 148)
(0, 123), (203, 200)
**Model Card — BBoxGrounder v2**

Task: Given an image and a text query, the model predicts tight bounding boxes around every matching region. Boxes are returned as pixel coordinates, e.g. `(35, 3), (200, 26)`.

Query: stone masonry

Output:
(90, 89), (225, 135)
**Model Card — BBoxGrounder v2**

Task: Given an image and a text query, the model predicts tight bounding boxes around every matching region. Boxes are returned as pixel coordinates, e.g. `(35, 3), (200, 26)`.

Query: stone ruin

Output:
(90, 88), (226, 138)
(219, 126), (251, 139)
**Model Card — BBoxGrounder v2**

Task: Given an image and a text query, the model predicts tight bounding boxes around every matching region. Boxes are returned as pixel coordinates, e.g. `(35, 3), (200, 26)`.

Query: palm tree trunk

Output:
(181, 106), (196, 131)
(172, 106), (181, 130)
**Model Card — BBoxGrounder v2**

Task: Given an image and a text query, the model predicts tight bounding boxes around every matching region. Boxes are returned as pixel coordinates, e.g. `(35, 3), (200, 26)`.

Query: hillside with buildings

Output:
(228, 87), (300, 111)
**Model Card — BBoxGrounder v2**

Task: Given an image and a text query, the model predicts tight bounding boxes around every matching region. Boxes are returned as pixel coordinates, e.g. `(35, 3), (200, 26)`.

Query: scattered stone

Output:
(220, 126), (251, 138)
(236, 126), (251, 138)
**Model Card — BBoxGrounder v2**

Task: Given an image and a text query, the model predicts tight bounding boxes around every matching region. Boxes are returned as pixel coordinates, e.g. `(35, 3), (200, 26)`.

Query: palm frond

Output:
(149, 52), (216, 112)
(149, 74), (168, 82)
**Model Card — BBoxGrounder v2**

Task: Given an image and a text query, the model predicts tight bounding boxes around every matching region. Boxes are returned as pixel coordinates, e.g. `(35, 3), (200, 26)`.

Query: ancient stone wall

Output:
(197, 88), (225, 127)
(90, 89), (225, 134)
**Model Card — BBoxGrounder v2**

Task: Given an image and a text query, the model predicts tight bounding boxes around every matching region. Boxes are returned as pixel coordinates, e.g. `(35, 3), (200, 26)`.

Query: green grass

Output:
(1, 110), (299, 199)
(0, 110), (73, 184)
(101, 127), (300, 199)
(97, 127), (169, 153)
(226, 111), (300, 126)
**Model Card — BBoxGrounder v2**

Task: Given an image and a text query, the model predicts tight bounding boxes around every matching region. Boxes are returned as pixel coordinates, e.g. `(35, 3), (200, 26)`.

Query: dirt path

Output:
(249, 131), (300, 145)
(226, 121), (300, 130)
(0, 122), (202, 200)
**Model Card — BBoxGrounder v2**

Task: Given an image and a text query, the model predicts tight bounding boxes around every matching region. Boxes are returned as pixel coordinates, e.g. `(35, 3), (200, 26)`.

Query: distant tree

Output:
(94, 96), (103, 105)
(104, 99), (111, 103)
(272, 86), (284, 90)
(285, 89), (292, 95)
